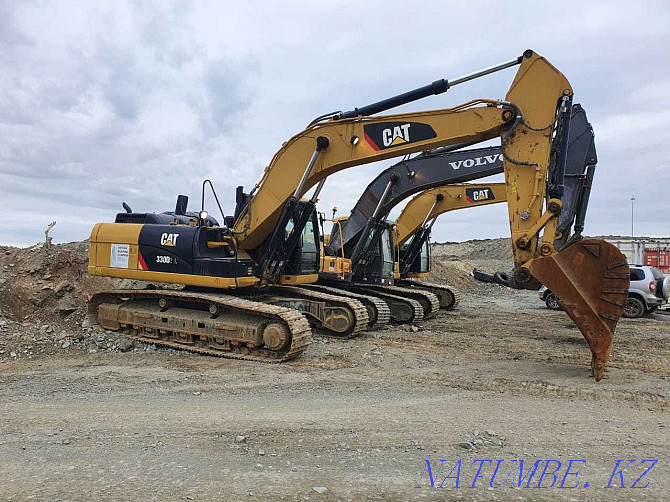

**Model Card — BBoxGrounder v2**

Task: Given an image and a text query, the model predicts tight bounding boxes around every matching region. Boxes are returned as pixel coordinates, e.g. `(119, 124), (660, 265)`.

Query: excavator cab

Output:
(349, 221), (396, 285)
(401, 236), (431, 277)
(282, 213), (321, 278)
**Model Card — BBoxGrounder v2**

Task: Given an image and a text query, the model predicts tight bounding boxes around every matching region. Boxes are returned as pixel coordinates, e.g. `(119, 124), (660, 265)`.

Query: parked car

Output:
(539, 265), (670, 318)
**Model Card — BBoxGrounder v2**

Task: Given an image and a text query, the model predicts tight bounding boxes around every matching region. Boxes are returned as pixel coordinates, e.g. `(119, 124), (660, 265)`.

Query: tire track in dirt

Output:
(401, 372), (670, 408)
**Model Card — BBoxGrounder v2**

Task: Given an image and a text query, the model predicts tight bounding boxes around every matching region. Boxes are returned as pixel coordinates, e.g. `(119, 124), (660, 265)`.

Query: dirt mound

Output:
(0, 242), (108, 325)
(432, 237), (512, 263)
(0, 242), (159, 362)
(428, 238), (513, 290)
(427, 260), (479, 289)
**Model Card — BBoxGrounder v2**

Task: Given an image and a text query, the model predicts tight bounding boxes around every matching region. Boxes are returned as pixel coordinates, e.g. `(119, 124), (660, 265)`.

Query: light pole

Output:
(630, 196), (635, 238)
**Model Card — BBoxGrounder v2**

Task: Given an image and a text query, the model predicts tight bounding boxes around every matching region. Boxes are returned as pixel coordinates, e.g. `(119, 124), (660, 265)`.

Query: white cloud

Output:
(1, 0), (669, 247)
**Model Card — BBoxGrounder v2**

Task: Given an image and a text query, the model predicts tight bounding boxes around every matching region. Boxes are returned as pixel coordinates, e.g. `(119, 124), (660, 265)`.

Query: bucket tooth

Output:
(527, 239), (629, 381)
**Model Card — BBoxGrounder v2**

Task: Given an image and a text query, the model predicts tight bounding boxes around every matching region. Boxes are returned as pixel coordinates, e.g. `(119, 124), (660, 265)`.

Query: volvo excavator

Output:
(88, 50), (628, 380)
(318, 144), (507, 321)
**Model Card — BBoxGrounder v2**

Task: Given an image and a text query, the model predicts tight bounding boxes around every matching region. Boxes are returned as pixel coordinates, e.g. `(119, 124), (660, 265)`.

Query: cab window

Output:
(302, 220), (317, 252)
(419, 239), (430, 272)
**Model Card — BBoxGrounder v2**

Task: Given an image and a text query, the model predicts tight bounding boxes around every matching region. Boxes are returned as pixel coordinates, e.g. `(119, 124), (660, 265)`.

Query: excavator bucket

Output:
(527, 239), (630, 381)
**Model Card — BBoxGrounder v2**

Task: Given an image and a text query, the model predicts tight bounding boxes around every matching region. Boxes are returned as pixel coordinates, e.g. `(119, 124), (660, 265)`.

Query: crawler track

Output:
(358, 284), (440, 318)
(299, 284), (391, 329)
(273, 286), (369, 336)
(348, 286), (424, 324)
(397, 280), (461, 310)
(88, 290), (311, 362)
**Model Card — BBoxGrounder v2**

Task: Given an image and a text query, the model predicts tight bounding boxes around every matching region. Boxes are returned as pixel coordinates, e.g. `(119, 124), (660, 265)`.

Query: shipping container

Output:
(643, 248), (670, 273)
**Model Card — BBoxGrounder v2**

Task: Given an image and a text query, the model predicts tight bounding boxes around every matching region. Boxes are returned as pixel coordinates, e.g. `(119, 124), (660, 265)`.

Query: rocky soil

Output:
(1, 239), (669, 501)
(0, 242), (176, 362)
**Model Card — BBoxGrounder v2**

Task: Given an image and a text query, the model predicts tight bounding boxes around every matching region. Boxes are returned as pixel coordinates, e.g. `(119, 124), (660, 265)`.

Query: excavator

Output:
(318, 145), (507, 320)
(87, 50), (628, 380)
(312, 181), (507, 323)
(321, 104), (599, 316)
(394, 182), (507, 280)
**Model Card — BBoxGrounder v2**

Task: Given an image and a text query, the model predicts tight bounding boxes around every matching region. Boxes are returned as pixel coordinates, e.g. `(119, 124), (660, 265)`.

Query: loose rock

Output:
(54, 281), (73, 297)
(116, 339), (133, 352)
(56, 300), (77, 316)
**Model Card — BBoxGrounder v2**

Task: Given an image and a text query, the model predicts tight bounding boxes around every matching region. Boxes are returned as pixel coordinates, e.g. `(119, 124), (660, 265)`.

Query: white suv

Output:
(539, 265), (670, 318)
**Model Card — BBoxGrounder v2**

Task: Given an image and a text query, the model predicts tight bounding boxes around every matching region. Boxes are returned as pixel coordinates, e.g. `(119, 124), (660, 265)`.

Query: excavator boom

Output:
(234, 104), (510, 250)
(395, 182), (508, 247)
(233, 53), (533, 250)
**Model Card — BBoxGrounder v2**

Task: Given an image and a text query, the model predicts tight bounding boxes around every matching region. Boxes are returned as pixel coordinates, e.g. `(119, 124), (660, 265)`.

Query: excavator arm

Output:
(395, 183), (507, 276)
(395, 183), (507, 247)
(501, 67), (628, 381)
(234, 51), (561, 252)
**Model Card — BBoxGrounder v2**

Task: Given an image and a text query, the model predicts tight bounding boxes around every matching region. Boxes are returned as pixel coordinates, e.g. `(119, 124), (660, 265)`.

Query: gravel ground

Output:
(1, 285), (669, 501)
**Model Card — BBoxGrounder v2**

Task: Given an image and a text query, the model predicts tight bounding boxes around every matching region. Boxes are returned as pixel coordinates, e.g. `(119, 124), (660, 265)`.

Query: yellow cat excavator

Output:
(320, 102), (601, 313)
(316, 182), (506, 318)
(88, 50), (628, 379)
(395, 182), (507, 277)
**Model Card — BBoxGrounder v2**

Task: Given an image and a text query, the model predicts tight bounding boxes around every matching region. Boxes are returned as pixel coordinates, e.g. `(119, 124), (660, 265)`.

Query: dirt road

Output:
(2, 287), (668, 501)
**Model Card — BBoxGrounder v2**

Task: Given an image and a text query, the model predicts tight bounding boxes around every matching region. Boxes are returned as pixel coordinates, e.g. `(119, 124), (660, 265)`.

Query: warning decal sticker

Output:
(110, 244), (130, 268)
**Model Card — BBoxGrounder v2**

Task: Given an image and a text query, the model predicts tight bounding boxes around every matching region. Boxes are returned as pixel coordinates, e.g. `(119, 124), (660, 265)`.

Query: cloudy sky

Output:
(1, 0), (669, 246)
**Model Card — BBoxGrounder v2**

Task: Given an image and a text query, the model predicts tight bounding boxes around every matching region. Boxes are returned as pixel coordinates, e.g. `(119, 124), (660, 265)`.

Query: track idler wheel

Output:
(436, 289), (455, 309)
(527, 239), (629, 381)
(262, 323), (291, 351)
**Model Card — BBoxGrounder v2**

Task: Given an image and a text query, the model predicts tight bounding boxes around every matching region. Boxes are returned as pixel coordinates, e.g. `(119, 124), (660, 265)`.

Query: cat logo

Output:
(363, 121), (437, 151)
(382, 124), (411, 147)
(160, 233), (179, 247)
(465, 187), (495, 203)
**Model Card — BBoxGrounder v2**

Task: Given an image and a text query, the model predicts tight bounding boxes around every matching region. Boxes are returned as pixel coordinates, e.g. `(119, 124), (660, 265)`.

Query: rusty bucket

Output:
(529, 239), (629, 381)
